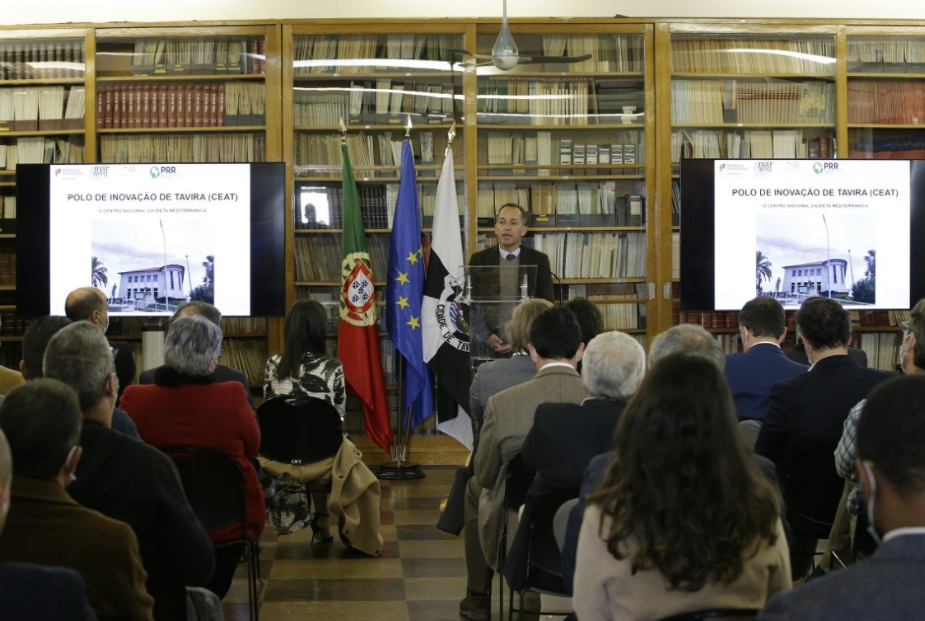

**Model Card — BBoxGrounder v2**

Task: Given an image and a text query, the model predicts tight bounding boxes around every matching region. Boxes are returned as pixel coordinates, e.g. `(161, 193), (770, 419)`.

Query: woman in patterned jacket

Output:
(264, 300), (345, 420)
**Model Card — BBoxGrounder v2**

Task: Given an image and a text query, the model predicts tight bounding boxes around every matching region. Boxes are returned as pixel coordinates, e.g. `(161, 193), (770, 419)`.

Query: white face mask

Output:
(64, 445), (79, 485)
(862, 460), (882, 545)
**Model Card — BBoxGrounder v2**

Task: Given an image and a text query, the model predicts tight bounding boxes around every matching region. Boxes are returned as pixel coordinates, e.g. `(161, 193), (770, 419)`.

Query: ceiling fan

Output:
(450, 0), (593, 71)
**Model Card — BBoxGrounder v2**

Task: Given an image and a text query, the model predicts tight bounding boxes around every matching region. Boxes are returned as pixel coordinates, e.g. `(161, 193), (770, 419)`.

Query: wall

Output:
(2, 0), (924, 26)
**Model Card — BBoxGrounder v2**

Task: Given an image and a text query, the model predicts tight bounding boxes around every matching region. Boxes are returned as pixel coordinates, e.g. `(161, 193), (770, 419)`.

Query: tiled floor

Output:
(222, 468), (470, 621)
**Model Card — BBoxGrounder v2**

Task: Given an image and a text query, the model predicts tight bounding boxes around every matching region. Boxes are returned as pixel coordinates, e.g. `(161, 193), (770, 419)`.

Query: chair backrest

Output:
(504, 453), (535, 512)
(257, 396), (343, 464)
(161, 445), (247, 539)
(657, 609), (760, 621)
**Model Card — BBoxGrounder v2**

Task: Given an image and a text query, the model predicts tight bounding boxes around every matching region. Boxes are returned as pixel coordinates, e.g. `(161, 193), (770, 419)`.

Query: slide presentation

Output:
(713, 159), (910, 311)
(48, 163), (252, 316)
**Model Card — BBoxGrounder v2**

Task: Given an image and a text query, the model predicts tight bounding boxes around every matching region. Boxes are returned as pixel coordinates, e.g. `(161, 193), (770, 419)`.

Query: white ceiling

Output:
(2, 0), (924, 25)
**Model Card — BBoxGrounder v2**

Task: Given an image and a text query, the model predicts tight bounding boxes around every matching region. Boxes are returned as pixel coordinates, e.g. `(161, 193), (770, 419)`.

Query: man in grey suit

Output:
(760, 374), (925, 621)
(460, 306), (586, 621)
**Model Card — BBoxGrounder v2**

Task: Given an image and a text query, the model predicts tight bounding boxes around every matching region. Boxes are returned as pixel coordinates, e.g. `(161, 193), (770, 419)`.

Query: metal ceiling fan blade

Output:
(515, 54), (594, 65)
(448, 48), (493, 61)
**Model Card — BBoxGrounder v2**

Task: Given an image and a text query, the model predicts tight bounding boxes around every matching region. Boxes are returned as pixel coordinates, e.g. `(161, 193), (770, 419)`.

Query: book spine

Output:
(96, 87), (105, 129)
(168, 85), (177, 128)
(158, 84), (168, 128)
(209, 83), (218, 127)
(193, 84), (203, 127)
(142, 85), (152, 128)
(184, 84), (193, 128)
(104, 86), (113, 129)
(216, 83), (225, 127)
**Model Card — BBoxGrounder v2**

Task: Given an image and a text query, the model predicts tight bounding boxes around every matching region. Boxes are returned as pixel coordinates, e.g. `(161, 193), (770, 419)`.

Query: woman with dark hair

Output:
(566, 297), (605, 347)
(259, 300), (382, 555)
(574, 354), (791, 621)
(264, 300), (345, 420)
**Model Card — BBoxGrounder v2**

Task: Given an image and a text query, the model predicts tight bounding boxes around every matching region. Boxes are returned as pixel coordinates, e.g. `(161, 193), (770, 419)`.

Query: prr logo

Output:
(150, 165), (177, 179)
(814, 162), (824, 174)
(150, 166), (160, 179)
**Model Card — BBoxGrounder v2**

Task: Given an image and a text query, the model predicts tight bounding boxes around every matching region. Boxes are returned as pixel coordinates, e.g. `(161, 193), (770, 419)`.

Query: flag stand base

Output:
(376, 459), (425, 480)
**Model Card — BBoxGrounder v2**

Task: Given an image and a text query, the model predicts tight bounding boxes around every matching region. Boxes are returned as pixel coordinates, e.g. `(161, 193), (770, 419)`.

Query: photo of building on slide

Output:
(90, 219), (214, 313)
(756, 213), (876, 306)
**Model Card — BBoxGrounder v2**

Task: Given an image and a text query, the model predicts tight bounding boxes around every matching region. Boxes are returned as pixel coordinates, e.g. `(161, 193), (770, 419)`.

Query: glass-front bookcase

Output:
(473, 24), (655, 348)
(664, 27), (837, 350)
(283, 24), (469, 435)
(92, 26), (281, 388)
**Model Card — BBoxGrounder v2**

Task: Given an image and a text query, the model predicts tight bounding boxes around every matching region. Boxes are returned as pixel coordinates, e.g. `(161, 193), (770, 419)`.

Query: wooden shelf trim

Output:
(293, 71), (462, 80)
(478, 163), (646, 170)
(0, 129), (84, 137)
(97, 74), (266, 83)
(97, 125), (266, 134)
(477, 175), (645, 181)
(671, 72), (836, 79)
(0, 77), (86, 86)
(847, 72), (925, 80)
(295, 124), (461, 132)
(673, 123), (835, 129)
(848, 124), (925, 129)
(474, 123), (644, 130)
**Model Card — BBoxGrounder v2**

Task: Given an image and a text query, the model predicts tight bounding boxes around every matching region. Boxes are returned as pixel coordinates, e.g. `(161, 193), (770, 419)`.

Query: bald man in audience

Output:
(0, 426), (98, 620)
(0, 380), (154, 621)
(64, 287), (136, 403)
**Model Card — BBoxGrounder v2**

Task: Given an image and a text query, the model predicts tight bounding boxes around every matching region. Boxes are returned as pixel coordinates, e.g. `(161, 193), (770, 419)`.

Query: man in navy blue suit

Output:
(760, 374), (925, 621)
(0, 427), (98, 621)
(725, 297), (806, 423)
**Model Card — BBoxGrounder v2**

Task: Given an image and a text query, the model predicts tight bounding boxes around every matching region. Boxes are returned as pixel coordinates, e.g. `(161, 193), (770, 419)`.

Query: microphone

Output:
(550, 270), (564, 305)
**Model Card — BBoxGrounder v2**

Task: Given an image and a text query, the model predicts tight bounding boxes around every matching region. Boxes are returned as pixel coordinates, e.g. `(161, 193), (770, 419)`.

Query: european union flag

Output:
(386, 140), (434, 428)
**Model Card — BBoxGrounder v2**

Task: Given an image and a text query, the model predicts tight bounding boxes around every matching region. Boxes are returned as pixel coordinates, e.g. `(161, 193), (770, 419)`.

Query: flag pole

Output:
(378, 114), (425, 480)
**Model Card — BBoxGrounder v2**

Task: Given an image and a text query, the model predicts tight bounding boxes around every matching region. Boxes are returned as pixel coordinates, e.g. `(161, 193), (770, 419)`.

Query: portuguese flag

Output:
(337, 144), (392, 453)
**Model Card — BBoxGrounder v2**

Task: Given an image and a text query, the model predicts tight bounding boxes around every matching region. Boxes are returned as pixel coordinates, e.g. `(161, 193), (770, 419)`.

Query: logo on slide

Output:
(813, 162), (824, 174)
(150, 166), (160, 179)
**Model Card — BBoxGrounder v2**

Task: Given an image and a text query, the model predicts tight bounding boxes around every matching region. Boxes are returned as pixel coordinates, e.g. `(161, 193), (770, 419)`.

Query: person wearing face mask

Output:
(65, 287), (136, 405)
(833, 299), (925, 558)
(0, 380), (154, 621)
(760, 373), (925, 621)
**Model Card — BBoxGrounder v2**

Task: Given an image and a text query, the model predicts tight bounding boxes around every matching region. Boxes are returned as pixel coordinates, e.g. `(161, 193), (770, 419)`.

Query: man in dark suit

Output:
(505, 331), (646, 591)
(468, 204), (555, 356)
(0, 380), (155, 621)
(755, 297), (893, 579)
(65, 287), (136, 404)
(138, 301), (253, 406)
(460, 307), (586, 621)
(0, 426), (98, 621)
(760, 374), (925, 621)
(725, 297), (806, 424)
(45, 323), (215, 621)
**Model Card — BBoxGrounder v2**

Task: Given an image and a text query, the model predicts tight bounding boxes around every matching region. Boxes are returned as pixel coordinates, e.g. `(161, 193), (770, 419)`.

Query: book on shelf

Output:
(292, 34), (459, 75)
(859, 332), (901, 372)
(475, 231), (646, 280)
(294, 234), (390, 283)
(670, 38), (834, 75)
(99, 133), (265, 163)
(849, 132), (925, 159)
(848, 81), (925, 125)
(0, 41), (85, 80)
(671, 128), (832, 162)
(128, 38), (264, 76)
(847, 37), (925, 74)
(97, 83), (263, 130)
(671, 79), (835, 125)
(1, 137), (85, 171)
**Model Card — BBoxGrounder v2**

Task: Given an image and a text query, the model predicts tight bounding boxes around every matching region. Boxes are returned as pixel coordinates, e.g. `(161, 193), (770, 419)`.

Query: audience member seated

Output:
(561, 324), (788, 594)
(460, 306), (587, 621)
(0, 317), (23, 397)
(724, 297), (806, 435)
(785, 326), (868, 367)
(755, 297), (892, 578)
(43, 322), (215, 621)
(264, 300), (346, 419)
(438, 299), (553, 537)
(565, 297), (605, 373)
(21, 316), (139, 440)
(0, 426), (99, 621)
(507, 331), (645, 589)
(0, 380), (154, 621)
(64, 287), (135, 403)
(259, 300), (383, 556)
(760, 374), (925, 621)
(120, 315), (263, 598)
(138, 301), (254, 407)
(574, 354), (791, 621)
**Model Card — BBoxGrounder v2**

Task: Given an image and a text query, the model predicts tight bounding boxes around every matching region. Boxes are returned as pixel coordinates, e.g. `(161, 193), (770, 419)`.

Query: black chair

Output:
(161, 445), (259, 621)
(257, 396), (343, 464)
(496, 454), (535, 621)
(505, 487), (578, 619)
(257, 397), (345, 543)
(657, 609), (760, 621)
